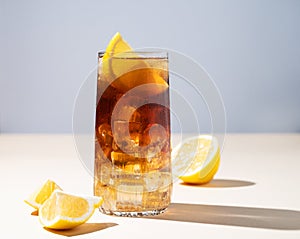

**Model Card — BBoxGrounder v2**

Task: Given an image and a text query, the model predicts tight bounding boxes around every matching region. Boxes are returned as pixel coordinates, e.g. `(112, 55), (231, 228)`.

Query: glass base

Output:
(99, 207), (167, 217)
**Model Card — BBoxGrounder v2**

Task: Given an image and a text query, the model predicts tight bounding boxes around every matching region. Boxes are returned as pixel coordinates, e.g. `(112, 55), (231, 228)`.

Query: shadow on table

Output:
(44, 222), (118, 237)
(180, 179), (256, 188)
(145, 203), (300, 230)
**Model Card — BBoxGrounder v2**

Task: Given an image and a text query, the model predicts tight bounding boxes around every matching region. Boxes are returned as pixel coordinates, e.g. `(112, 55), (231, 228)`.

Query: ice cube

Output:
(139, 123), (168, 157)
(98, 123), (113, 146)
(112, 120), (143, 154)
(97, 123), (113, 159)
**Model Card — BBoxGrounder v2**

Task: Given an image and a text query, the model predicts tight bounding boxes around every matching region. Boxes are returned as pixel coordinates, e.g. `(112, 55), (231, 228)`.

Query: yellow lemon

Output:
(112, 68), (168, 94)
(39, 190), (103, 230)
(103, 32), (132, 58)
(24, 179), (62, 209)
(102, 32), (133, 79)
(101, 32), (168, 94)
(172, 135), (220, 184)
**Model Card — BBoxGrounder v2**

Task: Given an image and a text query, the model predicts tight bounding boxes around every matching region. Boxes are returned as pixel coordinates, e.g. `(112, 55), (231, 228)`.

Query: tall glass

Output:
(94, 51), (172, 216)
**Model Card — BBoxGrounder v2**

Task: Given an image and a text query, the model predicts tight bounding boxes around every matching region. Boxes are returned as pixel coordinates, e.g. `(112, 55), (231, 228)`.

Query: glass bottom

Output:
(99, 207), (167, 217)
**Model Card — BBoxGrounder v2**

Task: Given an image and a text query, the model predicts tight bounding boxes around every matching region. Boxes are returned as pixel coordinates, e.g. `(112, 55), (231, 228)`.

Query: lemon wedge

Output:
(39, 190), (103, 230)
(172, 135), (220, 184)
(102, 32), (133, 79)
(101, 32), (168, 94)
(112, 68), (168, 94)
(24, 179), (62, 209)
(103, 32), (132, 58)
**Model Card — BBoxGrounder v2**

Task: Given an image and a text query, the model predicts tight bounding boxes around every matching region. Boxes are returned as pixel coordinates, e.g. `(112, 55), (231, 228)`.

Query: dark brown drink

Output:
(94, 52), (171, 216)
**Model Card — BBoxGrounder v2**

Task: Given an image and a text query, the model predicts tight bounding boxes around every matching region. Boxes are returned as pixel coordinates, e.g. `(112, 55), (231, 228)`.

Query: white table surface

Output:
(0, 134), (300, 238)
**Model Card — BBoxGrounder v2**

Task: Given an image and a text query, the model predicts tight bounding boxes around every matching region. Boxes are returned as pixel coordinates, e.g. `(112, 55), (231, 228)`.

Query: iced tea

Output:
(94, 52), (172, 216)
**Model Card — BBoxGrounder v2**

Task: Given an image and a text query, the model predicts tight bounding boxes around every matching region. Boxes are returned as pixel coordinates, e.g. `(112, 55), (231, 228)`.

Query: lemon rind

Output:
(173, 135), (220, 184)
(39, 190), (103, 229)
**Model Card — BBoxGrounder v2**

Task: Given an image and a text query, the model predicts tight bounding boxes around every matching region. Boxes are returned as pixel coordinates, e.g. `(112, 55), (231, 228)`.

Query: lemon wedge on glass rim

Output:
(101, 32), (168, 94)
(39, 190), (103, 230)
(102, 32), (133, 79)
(172, 135), (220, 184)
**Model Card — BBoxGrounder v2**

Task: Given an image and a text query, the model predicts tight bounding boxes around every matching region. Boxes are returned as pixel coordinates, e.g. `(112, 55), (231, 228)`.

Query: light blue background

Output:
(1, 0), (300, 133)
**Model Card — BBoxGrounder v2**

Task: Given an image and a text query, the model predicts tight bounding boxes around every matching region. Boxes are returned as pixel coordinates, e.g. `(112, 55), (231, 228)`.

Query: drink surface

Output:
(94, 55), (172, 216)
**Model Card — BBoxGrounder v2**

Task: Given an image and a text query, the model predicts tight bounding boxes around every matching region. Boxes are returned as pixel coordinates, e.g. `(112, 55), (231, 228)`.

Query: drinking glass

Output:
(94, 51), (172, 216)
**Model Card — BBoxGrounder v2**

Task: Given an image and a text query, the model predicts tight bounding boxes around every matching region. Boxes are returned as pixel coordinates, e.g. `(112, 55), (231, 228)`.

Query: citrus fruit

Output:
(172, 135), (220, 184)
(102, 32), (168, 94)
(112, 68), (168, 94)
(39, 190), (103, 230)
(103, 32), (132, 59)
(102, 32), (135, 79)
(24, 179), (62, 209)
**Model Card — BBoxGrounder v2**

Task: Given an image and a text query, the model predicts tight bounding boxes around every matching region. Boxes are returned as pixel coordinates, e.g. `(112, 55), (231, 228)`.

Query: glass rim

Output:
(98, 51), (168, 59)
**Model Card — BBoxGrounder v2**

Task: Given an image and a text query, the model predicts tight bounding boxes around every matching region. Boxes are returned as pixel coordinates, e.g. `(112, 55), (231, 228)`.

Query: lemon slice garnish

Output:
(102, 32), (133, 79)
(101, 32), (168, 94)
